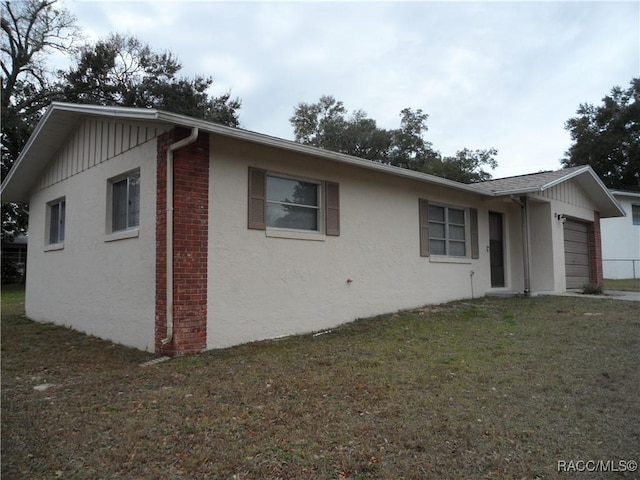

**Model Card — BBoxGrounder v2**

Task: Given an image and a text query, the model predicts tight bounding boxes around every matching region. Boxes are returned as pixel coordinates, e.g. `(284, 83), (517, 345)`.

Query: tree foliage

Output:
(562, 78), (640, 191)
(1, 0), (81, 238)
(61, 33), (241, 126)
(290, 95), (497, 183)
(1, 1), (242, 239)
(1, 0), (80, 177)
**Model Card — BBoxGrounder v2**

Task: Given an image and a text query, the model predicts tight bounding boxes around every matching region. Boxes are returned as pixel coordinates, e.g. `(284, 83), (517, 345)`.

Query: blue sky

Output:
(60, 0), (639, 178)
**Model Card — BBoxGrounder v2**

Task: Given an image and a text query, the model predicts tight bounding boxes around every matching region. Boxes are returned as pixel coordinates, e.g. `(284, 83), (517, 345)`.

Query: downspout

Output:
(162, 127), (199, 346)
(511, 195), (531, 295)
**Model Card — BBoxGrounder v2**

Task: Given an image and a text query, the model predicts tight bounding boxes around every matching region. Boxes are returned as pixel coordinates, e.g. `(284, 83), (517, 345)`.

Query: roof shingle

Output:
(473, 166), (588, 194)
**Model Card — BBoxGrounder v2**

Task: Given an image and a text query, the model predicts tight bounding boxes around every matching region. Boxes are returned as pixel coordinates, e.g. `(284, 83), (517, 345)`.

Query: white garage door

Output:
(564, 219), (590, 289)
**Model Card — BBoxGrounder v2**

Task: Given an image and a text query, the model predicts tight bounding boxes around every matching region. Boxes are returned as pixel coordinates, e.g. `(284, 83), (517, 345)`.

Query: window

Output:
(633, 204), (640, 226)
(266, 175), (320, 231)
(419, 199), (479, 259)
(47, 198), (65, 245)
(248, 168), (340, 236)
(110, 171), (140, 233)
(429, 205), (467, 256)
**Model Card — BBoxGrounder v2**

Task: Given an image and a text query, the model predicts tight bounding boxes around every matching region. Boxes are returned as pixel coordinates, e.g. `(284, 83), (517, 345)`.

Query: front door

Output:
(489, 212), (505, 287)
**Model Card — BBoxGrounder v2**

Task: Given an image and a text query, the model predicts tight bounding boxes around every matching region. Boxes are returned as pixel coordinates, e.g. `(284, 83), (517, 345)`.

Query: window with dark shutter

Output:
(248, 167), (266, 230)
(423, 200), (476, 258)
(325, 181), (340, 236)
(419, 198), (430, 257)
(250, 169), (340, 236)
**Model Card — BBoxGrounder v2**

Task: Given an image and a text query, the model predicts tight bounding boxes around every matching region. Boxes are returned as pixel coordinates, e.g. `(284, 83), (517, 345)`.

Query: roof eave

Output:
(538, 165), (590, 191)
(569, 167), (626, 218)
(2, 103), (490, 202)
(609, 189), (640, 198)
(154, 110), (487, 196)
(480, 167), (625, 218)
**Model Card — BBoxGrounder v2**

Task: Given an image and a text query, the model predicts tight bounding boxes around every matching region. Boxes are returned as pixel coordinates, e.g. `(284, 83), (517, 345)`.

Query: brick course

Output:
(156, 128), (209, 356)
(588, 211), (603, 286)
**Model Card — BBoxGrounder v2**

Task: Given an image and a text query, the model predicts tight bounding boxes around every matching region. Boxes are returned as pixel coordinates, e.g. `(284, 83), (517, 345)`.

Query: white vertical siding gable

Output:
(535, 179), (597, 211)
(34, 118), (167, 192)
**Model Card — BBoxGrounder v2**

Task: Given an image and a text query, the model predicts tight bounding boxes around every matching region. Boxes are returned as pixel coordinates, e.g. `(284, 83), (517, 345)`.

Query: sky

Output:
(57, 0), (639, 179)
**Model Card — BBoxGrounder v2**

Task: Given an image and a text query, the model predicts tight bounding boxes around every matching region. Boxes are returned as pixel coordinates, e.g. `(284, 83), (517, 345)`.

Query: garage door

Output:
(564, 219), (590, 289)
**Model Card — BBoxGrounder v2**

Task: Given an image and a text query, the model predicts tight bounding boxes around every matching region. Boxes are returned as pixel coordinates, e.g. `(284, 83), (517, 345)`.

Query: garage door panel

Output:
(566, 265), (590, 277)
(564, 221), (588, 234)
(564, 219), (590, 289)
(564, 242), (589, 254)
(564, 229), (589, 243)
(565, 252), (589, 264)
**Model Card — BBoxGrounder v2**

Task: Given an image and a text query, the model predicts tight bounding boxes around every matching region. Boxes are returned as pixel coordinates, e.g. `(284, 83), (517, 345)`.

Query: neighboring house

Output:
(0, 103), (624, 356)
(600, 190), (640, 279)
(1, 234), (28, 283)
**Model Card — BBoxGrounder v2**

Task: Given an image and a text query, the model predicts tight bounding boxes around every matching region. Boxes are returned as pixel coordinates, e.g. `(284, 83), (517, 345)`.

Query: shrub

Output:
(582, 282), (603, 295)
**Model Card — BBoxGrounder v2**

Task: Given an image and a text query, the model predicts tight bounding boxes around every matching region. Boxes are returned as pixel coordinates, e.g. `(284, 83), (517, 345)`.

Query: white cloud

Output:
(62, 0), (639, 178)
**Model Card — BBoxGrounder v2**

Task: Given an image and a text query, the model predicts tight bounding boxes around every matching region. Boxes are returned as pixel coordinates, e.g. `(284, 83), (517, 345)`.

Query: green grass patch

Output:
(603, 277), (640, 292)
(2, 287), (639, 479)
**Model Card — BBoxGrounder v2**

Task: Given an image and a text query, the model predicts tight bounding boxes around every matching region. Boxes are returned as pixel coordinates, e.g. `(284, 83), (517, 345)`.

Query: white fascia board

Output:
(479, 186), (540, 196)
(566, 167), (625, 217)
(1, 102), (489, 202)
(47, 101), (165, 121)
(1, 105), (58, 198)
(610, 190), (640, 199)
(538, 166), (591, 191)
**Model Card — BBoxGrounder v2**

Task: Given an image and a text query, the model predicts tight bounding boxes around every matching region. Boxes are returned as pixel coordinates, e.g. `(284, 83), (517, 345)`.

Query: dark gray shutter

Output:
(419, 198), (430, 257)
(325, 181), (340, 236)
(470, 208), (479, 259)
(248, 167), (266, 230)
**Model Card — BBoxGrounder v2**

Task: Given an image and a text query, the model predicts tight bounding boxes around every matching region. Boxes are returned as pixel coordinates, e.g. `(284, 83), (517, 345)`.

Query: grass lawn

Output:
(2, 286), (639, 479)
(603, 278), (640, 292)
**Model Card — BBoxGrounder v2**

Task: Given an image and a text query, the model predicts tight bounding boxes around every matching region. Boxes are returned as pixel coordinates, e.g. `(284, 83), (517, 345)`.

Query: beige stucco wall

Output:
(529, 201), (555, 292)
(530, 182), (599, 293)
(206, 136), (516, 349)
(505, 203), (525, 293)
(25, 138), (158, 351)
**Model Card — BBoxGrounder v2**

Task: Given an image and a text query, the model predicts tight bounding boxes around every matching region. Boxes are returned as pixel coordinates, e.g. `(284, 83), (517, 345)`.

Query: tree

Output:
(1, 0), (81, 238)
(60, 33), (241, 126)
(562, 78), (640, 190)
(421, 148), (498, 183)
(290, 95), (497, 183)
(290, 95), (391, 159)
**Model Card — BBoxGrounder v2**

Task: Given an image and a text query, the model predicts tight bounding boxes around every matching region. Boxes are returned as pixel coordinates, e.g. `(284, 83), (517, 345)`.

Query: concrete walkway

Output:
(559, 289), (640, 302)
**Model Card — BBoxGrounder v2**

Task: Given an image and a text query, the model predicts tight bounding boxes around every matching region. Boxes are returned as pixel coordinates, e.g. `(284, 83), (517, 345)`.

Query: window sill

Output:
(266, 228), (325, 241)
(105, 229), (139, 242)
(429, 255), (471, 264)
(44, 243), (64, 252)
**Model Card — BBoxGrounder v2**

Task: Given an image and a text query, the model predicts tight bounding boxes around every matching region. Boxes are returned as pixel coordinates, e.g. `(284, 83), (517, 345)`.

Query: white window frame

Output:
(265, 173), (322, 233)
(45, 197), (65, 249)
(429, 204), (468, 258)
(107, 170), (140, 237)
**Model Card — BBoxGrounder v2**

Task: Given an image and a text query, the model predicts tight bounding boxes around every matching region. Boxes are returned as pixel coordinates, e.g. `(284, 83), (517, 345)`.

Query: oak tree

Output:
(290, 95), (497, 183)
(563, 78), (639, 190)
(61, 33), (241, 126)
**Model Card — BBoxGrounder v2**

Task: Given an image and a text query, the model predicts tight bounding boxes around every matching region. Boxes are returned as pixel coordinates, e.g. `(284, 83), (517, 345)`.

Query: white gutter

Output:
(161, 127), (199, 346)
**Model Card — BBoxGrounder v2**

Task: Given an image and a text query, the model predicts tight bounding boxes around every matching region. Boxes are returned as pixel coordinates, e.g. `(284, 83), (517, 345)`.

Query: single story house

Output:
(600, 190), (640, 279)
(1, 103), (624, 356)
